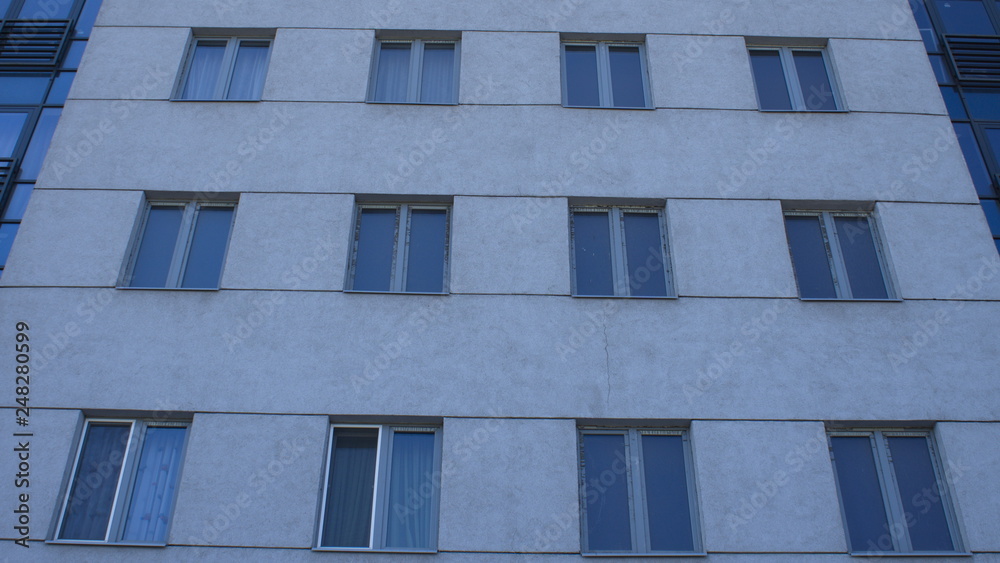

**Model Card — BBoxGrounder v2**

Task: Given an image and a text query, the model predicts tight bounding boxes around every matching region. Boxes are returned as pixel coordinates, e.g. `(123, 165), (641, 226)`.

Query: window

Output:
(578, 428), (701, 554)
(369, 39), (459, 104)
(570, 206), (673, 297)
(828, 430), (964, 554)
(561, 41), (651, 108)
(177, 37), (271, 100)
(317, 425), (441, 551)
(54, 419), (189, 544)
(347, 203), (450, 293)
(783, 211), (894, 299)
(748, 46), (840, 111)
(121, 199), (237, 289)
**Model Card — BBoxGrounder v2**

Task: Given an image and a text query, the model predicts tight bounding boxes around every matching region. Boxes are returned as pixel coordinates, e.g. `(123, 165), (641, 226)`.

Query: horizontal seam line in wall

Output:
(5, 408), (1000, 426)
(30, 189), (985, 207)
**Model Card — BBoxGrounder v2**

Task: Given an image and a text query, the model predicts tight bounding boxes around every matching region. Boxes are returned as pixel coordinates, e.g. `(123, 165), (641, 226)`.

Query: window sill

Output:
(344, 289), (449, 296)
(582, 552), (707, 557)
(46, 540), (167, 547)
(563, 104), (654, 110)
(572, 294), (677, 299)
(365, 100), (459, 106)
(758, 108), (848, 113)
(798, 297), (902, 302)
(170, 98), (262, 102)
(115, 286), (221, 291)
(312, 547), (437, 554)
(849, 551), (972, 557)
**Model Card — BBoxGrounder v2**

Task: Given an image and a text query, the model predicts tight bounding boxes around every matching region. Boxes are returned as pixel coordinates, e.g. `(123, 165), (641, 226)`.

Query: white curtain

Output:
(181, 43), (225, 99)
(419, 44), (455, 103)
(374, 44), (411, 102)
(227, 42), (270, 99)
(121, 427), (187, 542)
(385, 432), (435, 548)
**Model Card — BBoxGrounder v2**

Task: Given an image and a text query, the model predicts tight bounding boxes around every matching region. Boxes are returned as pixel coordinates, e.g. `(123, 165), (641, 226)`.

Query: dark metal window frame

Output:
(366, 37), (461, 105)
(559, 40), (653, 109)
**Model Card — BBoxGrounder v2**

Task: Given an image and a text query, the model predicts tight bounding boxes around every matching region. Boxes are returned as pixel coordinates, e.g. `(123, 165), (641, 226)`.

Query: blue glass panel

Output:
(623, 212), (667, 296)
(981, 201), (1000, 235)
(19, 0), (73, 18)
(59, 423), (131, 540)
(19, 108), (61, 180)
(749, 50), (792, 110)
(964, 90), (1000, 120)
(404, 209), (447, 293)
(953, 123), (992, 196)
(322, 428), (378, 548)
(565, 45), (600, 107)
(226, 41), (269, 100)
(909, 0), (941, 51)
(573, 211), (614, 296)
(180, 206), (234, 288)
(929, 55), (952, 84)
(933, 0), (997, 34)
(62, 40), (87, 69)
(582, 434), (632, 551)
(2, 184), (33, 220)
(0, 75), (49, 104)
(939, 86), (967, 119)
(180, 42), (226, 100)
(609, 46), (645, 108)
(885, 437), (954, 551)
(129, 206), (183, 287)
(47, 71), (76, 105)
(420, 43), (455, 104)
(834, 217), (888, 299)
(831, 436), (894, 553)
(374, 43), (411, 102)
(784, 216), (837, 298)
(641, 435), (694, 552)
(0, 0), (11, 17)
(793, 51), (837, 110)
(984, 127), (1000, 170)
(352, 208), (397, 291)
(385, 432), (435, 548)
(0, 113), (29, 157)
(0, 223), (18, 267)
(74, 0), (104, 38)
(122, 427), (187, 542)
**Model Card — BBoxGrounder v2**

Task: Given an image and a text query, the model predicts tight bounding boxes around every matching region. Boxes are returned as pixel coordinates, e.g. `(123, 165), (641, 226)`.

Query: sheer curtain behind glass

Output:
(122, 427), (187, 542)
(322, 429), (379, 547)
(181, 42), (226, 99)
(385, 432), (435, 548)
(59, 424), (131, 540)
(419, 44), (455, 103)
(374, 44), (411, 102)
(227, 41), (269, 99)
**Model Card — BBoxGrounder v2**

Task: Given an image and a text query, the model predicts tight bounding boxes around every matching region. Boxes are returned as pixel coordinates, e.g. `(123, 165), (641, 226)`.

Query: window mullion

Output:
(822, 212), (852, 299)
(102, 421), (137, 542)
(597, 43), (613, 107)
(166, 203), (197, 287)
(781, 48), (806, 110)
(629, 429), (649, 552)
(373, 426), (392, 549)
(874, 432), (910, 552)
(609, 208), (627, 295)
(393, 205), (408, 292)
(408, 41), (423, 102)
(108, 421), (146, 542)
(218, 38), (239, 100)
(367, 426), (385, 549)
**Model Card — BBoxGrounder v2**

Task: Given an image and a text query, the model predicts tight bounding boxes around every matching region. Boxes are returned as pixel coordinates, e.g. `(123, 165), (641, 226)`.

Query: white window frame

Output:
(560, 41), (652, 109)
(120, 199), (237, 289)
(569, 205), (674, 297)
(52, 418), (189, 545)
(577, 427), (703, 555)
(784, 210), (896, 300)
(175, 36), (273, 101)
(315, 424), (443, 552)
(346, 203), (451, 294)
(367, 39), (461, 104)
(827, 429), (966, 555)
(748, 46), (842, 111)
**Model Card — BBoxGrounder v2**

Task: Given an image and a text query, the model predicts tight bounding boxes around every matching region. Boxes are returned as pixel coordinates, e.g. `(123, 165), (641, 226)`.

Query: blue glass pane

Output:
(784, 216), (837, 298)
(984, 127), (1000, 170)
(834, 217), (888, 299)
(19, 108), (61, 181)
(122, 427), (186, 543)
(226, 42), (269, 100)
(0, 0), (11, 17)
(59, 423), (131, 540)
(934, 0), (997, 34)
(404, 209), (447, 293)
(964, 90), (1000, 120)
(0, 75), (49, 104)
(953, 123), (992, 196)
(385, 432), (436, 549)
(623, 213), (667, 296)
(793, 51), (837, 110)
(565, 45), (600, 107)
(420, 44), (455, 104)
(885, 437), (954, 551)
(981, 201), (1000, 235)
(908, 0), (941, 51)
(129, 206), (183, 287)
(374, 43), (411, 102)
(573, 211), (614, 296)
(2, 184), (33, 220)
(74, 0), (104, 38)
(322, 428), (378, 548)
(181, 42), (226, 100)
(180, 206), (234, 288)
(0, 223), (18, 267)
(0, 113), (29, 157)
(47, 71), (76, 105)
(609, 46), (645, 108)
(642, 435), (694, 552)
(750, 50), (792, 110)
(939, 86), (967, 119)
(62, 40), (88, 69)
(582, 434), (632, 551)
(19, 0), (73, 18)
(352, 208), (397, 291)
(831, 436), (894, 553)
(928, 55), (952, 84)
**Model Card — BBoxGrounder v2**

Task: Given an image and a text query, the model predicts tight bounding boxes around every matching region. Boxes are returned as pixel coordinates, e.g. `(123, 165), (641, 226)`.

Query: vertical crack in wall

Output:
(602, 319), (611, 410)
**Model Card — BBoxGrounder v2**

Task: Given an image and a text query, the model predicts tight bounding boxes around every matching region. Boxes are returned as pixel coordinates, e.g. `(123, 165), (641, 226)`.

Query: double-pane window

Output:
(829, 430), (964, 554)
(579, 428), (701, 554)
(318, 425), (441, 551)
(749, 47), (840, 111)
(571, 206), (672, 297)
(55, 419), (188, 544)
(348, 203), (450, 293)
(370, 39), (459, 104)
(122, 199), (237, 289)
(783, 211), (894, 299)
(562, 41), (651, 108)
(178, 37), (271, 100)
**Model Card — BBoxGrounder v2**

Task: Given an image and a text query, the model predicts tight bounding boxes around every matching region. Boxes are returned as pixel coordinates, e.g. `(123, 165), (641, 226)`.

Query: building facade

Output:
(2, 0), (999, 561)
